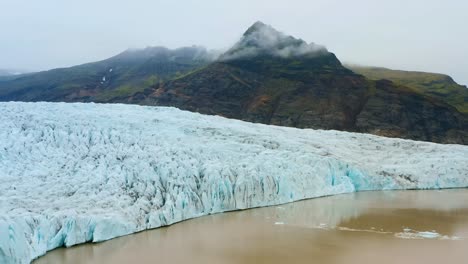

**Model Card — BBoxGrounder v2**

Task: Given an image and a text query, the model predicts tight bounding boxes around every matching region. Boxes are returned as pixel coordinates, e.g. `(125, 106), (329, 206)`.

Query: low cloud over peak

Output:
(221, 21), (328, 61)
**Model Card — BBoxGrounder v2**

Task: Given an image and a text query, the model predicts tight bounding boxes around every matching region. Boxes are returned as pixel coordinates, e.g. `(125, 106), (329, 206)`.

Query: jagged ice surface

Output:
(0, 102), (467, 263)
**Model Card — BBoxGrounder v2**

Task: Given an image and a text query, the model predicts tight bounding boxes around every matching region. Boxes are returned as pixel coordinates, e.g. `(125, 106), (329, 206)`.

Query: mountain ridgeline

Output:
(0, 21), (467, 144)
(0, 46), (216, 102)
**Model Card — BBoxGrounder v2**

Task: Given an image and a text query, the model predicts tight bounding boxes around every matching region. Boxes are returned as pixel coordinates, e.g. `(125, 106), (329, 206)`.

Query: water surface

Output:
(35, 189), (468, 264)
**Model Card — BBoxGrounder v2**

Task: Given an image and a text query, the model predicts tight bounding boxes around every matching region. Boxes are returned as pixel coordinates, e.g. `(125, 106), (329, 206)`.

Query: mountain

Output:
(347, 65), (468, 113)
(0, 46), (216, 102)
(0, 21), (466, 144)
(137, 22), (468, 144)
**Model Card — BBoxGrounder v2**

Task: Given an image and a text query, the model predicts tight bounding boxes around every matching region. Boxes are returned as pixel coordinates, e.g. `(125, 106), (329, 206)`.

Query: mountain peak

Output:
(243, 21), (270, 36)
(221, 21), (328, 61)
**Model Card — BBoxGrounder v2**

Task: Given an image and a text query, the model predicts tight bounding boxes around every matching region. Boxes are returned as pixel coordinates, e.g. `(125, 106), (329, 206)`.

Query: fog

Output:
(0, 0), (467, 85)
(220, 21), (327, 61)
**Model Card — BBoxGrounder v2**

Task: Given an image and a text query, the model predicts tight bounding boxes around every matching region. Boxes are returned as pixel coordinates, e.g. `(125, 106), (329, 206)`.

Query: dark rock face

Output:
(355, 80), (468, 144)
(347, 65), (468, 114)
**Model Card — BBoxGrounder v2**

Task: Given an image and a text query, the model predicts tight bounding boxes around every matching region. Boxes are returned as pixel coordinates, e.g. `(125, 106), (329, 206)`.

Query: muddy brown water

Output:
(35, 189), (468, 264)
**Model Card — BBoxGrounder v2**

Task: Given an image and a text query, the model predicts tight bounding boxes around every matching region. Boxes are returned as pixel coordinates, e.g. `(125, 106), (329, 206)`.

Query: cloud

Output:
(220, 22), (327, 61)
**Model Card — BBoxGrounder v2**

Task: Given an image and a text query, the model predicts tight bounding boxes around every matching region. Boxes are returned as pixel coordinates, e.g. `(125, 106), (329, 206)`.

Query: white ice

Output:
(0, 102), (467, 263)
(393, 230), (461, 240)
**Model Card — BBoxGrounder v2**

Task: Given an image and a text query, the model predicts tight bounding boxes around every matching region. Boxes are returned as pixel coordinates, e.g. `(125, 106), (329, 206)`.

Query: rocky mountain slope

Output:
(0, 46), (215, 102)
(348, 65), (468, 113)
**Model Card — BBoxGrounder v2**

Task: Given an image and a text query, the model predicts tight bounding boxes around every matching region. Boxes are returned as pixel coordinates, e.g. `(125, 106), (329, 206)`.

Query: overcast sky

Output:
(1, 0), (467, 85)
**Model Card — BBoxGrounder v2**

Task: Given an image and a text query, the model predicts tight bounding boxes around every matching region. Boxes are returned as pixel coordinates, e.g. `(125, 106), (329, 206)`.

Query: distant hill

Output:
(0, 69), (30, 81)
(0, 46), (216, 102)
(0, 69), (12, 76)
(0, 22), (466, 144)
(0, 69), (24, 76)
(347, 65), (468, 113)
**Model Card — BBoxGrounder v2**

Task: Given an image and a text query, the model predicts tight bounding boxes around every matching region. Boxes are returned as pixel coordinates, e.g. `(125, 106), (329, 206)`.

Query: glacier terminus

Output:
(0, 102), (467, 263)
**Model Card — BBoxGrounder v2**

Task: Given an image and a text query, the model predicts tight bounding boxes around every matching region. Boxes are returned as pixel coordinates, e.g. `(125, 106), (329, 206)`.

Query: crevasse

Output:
(0, 102), (467, 264)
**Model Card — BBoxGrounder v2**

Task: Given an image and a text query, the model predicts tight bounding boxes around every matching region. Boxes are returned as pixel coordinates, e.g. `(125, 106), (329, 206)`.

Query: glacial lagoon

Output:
(35, 189), (468, 264)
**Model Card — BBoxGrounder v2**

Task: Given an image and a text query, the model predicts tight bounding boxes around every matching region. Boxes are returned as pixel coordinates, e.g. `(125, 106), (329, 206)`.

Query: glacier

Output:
(0, 102), (467, 264)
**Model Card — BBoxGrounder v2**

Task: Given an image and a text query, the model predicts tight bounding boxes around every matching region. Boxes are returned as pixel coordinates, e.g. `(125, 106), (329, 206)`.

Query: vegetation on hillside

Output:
(0, 46), (215, 102)
(347, 65), (468, 113)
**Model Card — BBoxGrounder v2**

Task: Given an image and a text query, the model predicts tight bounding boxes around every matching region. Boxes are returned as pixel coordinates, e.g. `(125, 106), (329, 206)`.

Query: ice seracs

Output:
(0, 102), (467, 264)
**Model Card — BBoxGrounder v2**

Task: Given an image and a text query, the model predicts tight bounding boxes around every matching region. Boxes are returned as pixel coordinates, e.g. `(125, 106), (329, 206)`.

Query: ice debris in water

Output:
(0, 102), (467, 264)
(395, 229), (462, 240)
(418, 231), (440, 239)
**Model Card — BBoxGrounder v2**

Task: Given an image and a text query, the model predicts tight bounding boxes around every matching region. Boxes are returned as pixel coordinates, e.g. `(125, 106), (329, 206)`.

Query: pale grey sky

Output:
(1, 0), (467, 85)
